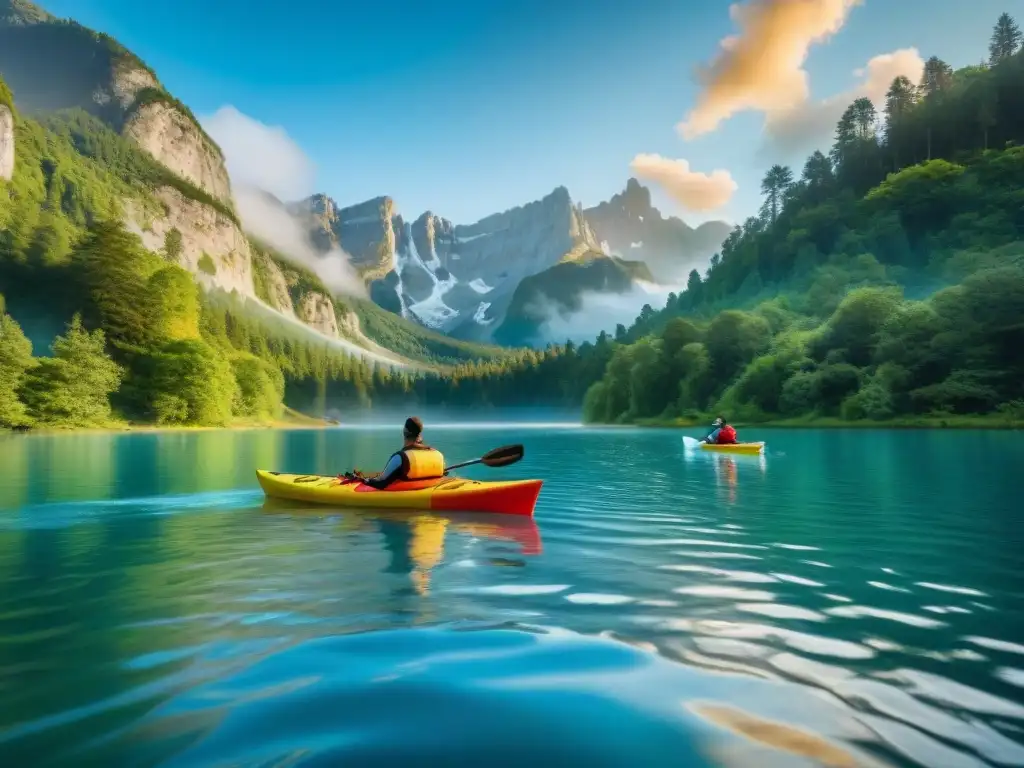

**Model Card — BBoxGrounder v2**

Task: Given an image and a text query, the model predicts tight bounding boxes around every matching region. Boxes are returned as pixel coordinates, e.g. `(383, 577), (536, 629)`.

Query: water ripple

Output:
(0, 427), (1022, 767)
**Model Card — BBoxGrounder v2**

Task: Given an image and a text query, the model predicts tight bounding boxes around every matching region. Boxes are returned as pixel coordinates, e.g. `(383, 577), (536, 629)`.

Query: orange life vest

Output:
(393, 443), (446, 480)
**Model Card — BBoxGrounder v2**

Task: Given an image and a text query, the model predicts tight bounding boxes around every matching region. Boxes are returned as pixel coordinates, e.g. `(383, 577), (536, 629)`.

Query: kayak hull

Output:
(256, 470), (543, 517)
(699, 442), (765, 455)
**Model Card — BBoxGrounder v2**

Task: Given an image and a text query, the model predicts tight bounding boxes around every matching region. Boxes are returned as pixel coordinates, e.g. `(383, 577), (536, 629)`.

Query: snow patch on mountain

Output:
(405, 224), (459, 328)
(474, 302), (494, 325)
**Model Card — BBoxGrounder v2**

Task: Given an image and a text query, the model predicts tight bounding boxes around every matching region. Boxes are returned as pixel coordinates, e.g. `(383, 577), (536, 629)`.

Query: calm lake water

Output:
(1, 425), (1023, 767)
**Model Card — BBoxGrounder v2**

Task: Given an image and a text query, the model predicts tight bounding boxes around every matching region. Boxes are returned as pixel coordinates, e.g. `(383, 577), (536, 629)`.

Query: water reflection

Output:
(262, 498), (543, 596)
(708, 453), (767, 504)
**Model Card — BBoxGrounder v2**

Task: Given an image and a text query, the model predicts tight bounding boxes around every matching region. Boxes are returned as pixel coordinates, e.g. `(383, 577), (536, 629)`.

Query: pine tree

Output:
(760, 165), (793, 224)
(989, 13), (1022, 64)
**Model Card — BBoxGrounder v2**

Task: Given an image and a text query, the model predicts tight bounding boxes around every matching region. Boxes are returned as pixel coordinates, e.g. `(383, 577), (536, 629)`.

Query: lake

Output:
(0, 425), (1022, 767)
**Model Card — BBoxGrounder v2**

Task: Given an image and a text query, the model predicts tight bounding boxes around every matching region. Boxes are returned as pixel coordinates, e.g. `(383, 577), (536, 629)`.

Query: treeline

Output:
(421, 14), (1024, 424)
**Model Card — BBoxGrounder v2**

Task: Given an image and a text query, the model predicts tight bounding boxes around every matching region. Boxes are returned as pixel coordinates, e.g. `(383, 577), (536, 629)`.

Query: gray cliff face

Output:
(584, 178), (730, 283)
(127, 187), (254, 299)
(412, 212), (456, 270)
(297, 292), (339, 338)
(450, 186), (597, 283)
(124, 102), (232, 206)
(292, 193), (394, 280)
(0, 104), (13, 181)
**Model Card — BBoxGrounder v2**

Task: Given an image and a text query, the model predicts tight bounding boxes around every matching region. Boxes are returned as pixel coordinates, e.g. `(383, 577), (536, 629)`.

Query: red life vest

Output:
(718, 425), (737, 444)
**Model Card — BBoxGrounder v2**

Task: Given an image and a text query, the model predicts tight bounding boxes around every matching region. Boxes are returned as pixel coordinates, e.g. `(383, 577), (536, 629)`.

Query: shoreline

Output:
(626, 415), (1024, 431)
(3, 407), (338, 437)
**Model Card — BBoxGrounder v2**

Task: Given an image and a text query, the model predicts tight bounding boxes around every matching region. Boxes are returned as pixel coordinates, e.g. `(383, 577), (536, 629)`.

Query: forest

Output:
(1, 14), (1023, 430)
(420, 15), (1024, 427)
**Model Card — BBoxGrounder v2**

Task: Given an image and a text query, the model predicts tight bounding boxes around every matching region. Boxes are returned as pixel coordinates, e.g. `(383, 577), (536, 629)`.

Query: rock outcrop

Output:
(260, 254), (295, 316)
(0, 3), (233, 208)
(292, 193), (394, 280)
(297, 291), (339, 338)
(129, 186), (254, 298)
(584, 178), (731, 283)
(411, 212), (456, 271)
(124, 102), (232, 206)
(0, 104), (12, 181)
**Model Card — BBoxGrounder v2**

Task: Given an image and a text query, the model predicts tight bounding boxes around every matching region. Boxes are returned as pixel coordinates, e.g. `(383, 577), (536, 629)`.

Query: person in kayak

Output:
(357, 416), (446, 489)
(703, 416), (738, 445)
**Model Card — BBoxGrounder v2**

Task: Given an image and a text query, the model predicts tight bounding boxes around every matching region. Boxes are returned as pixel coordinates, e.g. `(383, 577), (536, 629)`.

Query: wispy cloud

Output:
(203, 105), (315, 201)
(201, 106), (366, 297)
(535, 281), (681, 345)
(630, 154), (737, 212)
(763, 48), (925, 158)
(679, 0), (862, 140)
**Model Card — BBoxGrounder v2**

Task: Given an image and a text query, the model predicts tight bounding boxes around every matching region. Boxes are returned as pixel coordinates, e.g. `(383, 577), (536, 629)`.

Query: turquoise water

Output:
(0, 426), (1023, 767)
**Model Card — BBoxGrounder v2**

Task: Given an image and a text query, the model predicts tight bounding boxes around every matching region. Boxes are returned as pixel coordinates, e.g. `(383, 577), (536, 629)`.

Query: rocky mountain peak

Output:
(622, 177), (654, 218)
(583, 179), (727, 283)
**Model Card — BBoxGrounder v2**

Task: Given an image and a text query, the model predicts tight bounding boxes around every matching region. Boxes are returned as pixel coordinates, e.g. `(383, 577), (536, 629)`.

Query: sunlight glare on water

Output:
(0, 426), (1022, 767)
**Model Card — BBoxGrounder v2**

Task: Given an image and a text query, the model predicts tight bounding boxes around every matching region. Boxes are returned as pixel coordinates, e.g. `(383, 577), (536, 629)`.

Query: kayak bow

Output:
(698, 442), (766, 455)
(256, 470), (543, 517)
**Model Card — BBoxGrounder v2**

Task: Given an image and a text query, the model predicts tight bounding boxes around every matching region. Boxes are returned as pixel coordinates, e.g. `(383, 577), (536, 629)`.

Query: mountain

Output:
(585, 178), (731, 283)
(0, 1), (231, 207)
(0, 2), (512, 375)
(287, 181), (730, 347)
(291, 185), (613, 343)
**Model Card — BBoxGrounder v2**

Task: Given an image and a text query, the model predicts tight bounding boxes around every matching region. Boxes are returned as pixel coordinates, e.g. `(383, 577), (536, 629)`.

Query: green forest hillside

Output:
(0, 78), (513, 430)
(410, 16), (1024, 426)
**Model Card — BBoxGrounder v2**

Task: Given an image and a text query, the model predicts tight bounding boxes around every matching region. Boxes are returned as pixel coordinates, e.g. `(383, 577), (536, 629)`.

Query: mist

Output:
(534, 281), (681, 345)
(234, 184), (366, 297)
(202, 105), (366, 298)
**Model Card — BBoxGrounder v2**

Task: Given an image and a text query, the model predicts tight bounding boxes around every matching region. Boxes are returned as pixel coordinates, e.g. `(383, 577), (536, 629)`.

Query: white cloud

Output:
(203, 106), (315, 201)
(630, 154), (737, 212)
(763, 48), (925, 157)
(679, 0), (862, 139)
(535, 281), (682, 345)
(201, 106), (365, 298)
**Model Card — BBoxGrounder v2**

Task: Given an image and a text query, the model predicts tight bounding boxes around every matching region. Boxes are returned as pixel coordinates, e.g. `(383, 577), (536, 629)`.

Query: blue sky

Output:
(42, 0), (1012, 226)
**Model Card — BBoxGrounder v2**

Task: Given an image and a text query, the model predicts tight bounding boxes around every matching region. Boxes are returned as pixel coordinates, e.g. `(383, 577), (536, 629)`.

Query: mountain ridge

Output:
(286, 179), (730, 346)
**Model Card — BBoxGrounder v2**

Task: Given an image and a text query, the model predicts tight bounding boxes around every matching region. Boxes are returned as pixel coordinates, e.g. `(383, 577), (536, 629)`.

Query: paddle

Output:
(445, 444), (524, 473)
(682, 436), (704, 450)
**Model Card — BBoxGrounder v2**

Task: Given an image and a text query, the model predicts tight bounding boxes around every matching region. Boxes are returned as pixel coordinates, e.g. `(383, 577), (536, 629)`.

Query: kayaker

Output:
(703, 416), (738, 445)
(360, 417), (446, 489)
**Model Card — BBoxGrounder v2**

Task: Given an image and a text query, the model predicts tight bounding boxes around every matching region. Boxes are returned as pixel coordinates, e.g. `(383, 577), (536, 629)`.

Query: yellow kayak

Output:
(256, 470), (543, 517)
(699, 442), (765, 455)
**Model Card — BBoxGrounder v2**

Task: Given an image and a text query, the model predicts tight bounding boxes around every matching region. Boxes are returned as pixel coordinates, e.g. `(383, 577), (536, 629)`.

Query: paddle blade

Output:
(481, 444), (524, 467)
(682, 436), (701, 450)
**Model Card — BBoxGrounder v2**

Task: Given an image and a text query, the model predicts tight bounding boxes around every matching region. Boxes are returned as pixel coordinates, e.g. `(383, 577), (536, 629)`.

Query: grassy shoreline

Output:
(5, 407), (336, 436)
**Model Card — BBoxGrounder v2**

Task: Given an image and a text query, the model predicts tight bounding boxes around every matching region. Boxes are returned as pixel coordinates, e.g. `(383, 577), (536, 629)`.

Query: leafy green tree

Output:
(148, 266), (200, 340)
(70, 220), (158, 349)
(143, 340), (238, 426)
(163, 227), (184, 262)
(18, 315), (122, 426)
(0, 305), (35, 428)
(231, 354), (285, 419)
